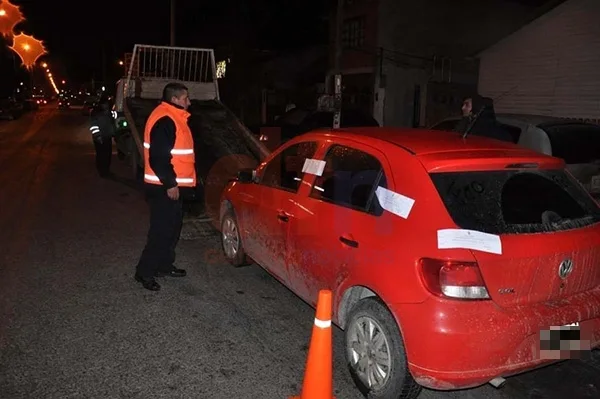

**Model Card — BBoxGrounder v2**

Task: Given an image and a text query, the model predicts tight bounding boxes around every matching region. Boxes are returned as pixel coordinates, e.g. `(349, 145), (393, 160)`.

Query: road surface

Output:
(0, 105), (598, 399)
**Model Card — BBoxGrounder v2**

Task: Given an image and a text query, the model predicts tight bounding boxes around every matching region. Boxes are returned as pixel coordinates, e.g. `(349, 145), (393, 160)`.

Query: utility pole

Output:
(333, 0), (344, 129)
(101, 46), (107, 89)
(170, 0), (176, 46)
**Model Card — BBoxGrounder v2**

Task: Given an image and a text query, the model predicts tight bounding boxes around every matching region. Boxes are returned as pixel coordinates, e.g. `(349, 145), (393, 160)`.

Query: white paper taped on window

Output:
(437, 229), (502, 255)
(375, 186), (415, 219)
(302, 159), (326, 176)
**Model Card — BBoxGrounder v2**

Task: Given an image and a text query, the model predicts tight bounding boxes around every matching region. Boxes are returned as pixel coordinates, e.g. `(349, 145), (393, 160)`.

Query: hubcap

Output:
(347, 315), (392, 390)
(222, 218), (239, 258)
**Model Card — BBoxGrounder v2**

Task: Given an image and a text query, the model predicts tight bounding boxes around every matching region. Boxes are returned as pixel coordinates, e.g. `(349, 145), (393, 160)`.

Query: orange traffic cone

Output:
(290, 289), (335, 399)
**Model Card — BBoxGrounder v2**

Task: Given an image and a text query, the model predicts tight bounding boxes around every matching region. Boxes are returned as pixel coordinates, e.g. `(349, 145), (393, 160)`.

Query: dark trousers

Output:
(136, 189), (183, 278)
(93, 138), (112, 177)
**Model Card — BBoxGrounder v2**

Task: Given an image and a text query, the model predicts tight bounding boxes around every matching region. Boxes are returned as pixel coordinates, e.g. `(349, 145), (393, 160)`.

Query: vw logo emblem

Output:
(558, 259), (574, 279)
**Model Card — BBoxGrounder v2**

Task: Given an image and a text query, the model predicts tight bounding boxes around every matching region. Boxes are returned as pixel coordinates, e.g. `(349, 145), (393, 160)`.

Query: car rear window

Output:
(430, 169), (600, 234)
(542, 123), (600, 164)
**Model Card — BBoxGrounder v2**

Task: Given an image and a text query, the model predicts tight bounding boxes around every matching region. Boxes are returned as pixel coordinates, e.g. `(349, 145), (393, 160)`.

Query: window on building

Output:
(342, 16), (366, 49)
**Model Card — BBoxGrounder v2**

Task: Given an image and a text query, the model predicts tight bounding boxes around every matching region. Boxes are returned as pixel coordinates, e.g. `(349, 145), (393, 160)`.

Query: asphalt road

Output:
(0, 106), (598, 399)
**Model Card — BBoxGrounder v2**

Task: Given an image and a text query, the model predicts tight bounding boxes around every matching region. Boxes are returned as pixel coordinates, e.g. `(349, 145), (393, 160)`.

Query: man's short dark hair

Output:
(162, 82), (188, 102)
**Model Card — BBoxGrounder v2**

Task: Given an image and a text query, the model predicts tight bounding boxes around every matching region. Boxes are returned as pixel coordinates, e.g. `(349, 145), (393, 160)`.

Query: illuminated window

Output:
(216, 60), (227, 79)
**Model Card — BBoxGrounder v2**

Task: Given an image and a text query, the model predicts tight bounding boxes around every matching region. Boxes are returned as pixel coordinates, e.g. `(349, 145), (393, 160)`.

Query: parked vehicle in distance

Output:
(249, 107), (379, 151)
(219, 127), (600, 398)
(431, 114), (600, 196)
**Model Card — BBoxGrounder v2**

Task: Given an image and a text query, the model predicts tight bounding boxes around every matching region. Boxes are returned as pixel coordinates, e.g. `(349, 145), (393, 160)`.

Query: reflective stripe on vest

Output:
(143, 174), (195, 184)
(143, 142), (194, 155)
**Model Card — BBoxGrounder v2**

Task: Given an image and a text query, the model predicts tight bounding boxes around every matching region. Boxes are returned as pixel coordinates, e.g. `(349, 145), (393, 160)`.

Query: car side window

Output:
(259, 141), (318, 193)
(310, 145), (387, 215)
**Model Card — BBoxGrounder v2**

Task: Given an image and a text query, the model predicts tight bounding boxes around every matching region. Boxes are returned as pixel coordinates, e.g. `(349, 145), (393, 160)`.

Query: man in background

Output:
(89, 94), (116, 178)
(455, 93), (513, 142)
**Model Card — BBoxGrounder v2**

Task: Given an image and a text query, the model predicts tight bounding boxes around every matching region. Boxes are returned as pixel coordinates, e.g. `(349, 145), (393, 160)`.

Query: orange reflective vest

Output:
(143, 102), (196, 187)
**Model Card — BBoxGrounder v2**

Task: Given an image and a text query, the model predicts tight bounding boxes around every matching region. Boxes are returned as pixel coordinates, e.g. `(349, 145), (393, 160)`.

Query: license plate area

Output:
(539, 322), (592, 360)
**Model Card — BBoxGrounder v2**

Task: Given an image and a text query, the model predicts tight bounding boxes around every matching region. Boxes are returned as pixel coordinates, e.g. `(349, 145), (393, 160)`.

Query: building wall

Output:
(478, 0), (600, 119)
(328, 0), (379, 74)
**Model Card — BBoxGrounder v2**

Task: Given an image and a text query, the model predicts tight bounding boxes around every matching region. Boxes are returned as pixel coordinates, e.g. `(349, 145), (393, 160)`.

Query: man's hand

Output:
(166, 186), (179, 200)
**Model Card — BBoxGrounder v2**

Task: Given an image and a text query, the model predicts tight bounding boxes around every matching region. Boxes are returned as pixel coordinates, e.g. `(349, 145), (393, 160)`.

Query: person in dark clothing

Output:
(134, 83), (195, 291)
(89, 94), (117, 177)
(454, 93), (513, 142)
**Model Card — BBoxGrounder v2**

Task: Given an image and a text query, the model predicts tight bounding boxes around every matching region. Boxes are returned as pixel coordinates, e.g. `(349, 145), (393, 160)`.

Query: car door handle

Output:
(339, 235), (359, 248)
(277, 212), (289, 222)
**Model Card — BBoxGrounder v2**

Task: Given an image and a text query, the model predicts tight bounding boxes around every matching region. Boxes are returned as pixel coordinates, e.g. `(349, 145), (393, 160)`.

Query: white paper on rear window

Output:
(375, 186), (415, 219)
(437, 228), (502, 255)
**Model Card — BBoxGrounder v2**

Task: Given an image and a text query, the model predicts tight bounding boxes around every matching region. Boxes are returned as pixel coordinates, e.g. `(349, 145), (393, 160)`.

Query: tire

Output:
(220, 209), (249, 267)
(345, 298), (422, 399)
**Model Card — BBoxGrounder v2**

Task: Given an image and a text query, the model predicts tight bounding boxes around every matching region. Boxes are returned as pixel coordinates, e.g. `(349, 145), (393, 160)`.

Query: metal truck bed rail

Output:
(124, 44), (219, 101)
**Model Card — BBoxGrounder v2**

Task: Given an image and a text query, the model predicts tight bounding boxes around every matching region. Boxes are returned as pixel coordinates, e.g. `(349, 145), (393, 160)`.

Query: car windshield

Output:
(430, 168), (600, 235)
(542, 122), (600, 164)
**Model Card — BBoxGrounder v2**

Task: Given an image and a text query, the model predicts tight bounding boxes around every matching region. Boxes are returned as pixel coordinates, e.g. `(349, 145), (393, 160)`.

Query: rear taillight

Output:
(419, 258), (490, 300)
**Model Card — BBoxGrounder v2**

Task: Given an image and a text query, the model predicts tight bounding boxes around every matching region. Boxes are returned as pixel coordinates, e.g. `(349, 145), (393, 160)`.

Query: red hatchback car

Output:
(219, 127), (600, 398)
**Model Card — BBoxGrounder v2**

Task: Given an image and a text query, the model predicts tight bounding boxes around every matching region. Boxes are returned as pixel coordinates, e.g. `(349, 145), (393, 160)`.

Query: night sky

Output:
(1, 0), (556, 93)
(8, 0), (328, 85)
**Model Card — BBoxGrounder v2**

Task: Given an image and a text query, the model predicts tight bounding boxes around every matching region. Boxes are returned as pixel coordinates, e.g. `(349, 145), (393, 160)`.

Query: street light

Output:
(118, 60), (124, 66)
(41, 62), (48, 68)
(61, 80), (66, 84)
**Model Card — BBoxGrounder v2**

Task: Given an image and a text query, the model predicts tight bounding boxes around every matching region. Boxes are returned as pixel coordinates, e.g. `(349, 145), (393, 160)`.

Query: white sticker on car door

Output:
(302, 159), (326, 176)
(375, 186), (415, 219)
(437, 229), (502, 255)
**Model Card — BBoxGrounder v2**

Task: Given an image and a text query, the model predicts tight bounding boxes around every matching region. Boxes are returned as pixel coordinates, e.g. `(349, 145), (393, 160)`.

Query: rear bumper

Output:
(396, 288), (600, 390)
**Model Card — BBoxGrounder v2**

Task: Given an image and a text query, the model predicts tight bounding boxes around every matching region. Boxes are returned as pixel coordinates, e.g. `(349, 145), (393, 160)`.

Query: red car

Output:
(219, 127), (600, 398)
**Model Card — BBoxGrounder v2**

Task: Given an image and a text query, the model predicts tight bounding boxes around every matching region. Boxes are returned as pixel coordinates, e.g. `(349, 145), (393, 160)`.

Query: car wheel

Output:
(345, 298), (421, 399)
(220, 210), (248, 267)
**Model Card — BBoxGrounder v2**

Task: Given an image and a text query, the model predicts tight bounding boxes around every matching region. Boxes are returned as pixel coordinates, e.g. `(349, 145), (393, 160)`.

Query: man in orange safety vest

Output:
(134, 82), (195, 291)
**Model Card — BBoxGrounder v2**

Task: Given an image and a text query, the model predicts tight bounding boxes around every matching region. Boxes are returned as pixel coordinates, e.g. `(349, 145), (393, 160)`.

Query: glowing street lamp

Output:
(118, 60), (124, 65)
(0, 0), (25, 37)
(41, 62), (48, 68)
(61, 80), (65, 84)
(9, 33), (47, 69)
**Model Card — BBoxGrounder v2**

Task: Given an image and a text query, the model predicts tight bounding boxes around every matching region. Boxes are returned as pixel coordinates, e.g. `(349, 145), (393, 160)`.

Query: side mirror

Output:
(237, 168), (256, 183)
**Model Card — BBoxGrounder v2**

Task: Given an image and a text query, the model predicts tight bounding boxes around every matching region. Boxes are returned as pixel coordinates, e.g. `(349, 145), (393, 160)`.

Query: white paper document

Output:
(302, 159), (326, 176)
(437, 229), (502, 255)
(375, 186), (415, 219)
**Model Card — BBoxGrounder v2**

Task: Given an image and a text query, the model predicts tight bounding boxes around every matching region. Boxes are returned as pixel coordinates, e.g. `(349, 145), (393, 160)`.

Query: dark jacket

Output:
(454, 94), (513, 143)
(89, 107), (116, 140)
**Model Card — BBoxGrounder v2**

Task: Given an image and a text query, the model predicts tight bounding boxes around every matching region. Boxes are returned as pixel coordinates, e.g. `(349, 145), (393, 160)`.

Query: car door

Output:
(243, 140), (320, 284)
(286, 141), (394, 305)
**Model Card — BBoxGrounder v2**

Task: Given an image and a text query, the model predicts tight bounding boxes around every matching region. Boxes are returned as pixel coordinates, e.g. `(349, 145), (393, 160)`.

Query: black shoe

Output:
(134, 274), (161, 291)
(155, 268), (186, 278)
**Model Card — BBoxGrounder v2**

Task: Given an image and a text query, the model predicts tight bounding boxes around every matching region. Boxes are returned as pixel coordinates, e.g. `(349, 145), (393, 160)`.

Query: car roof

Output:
(301, 127), (531, 156)
(441, 113), (595, 128)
